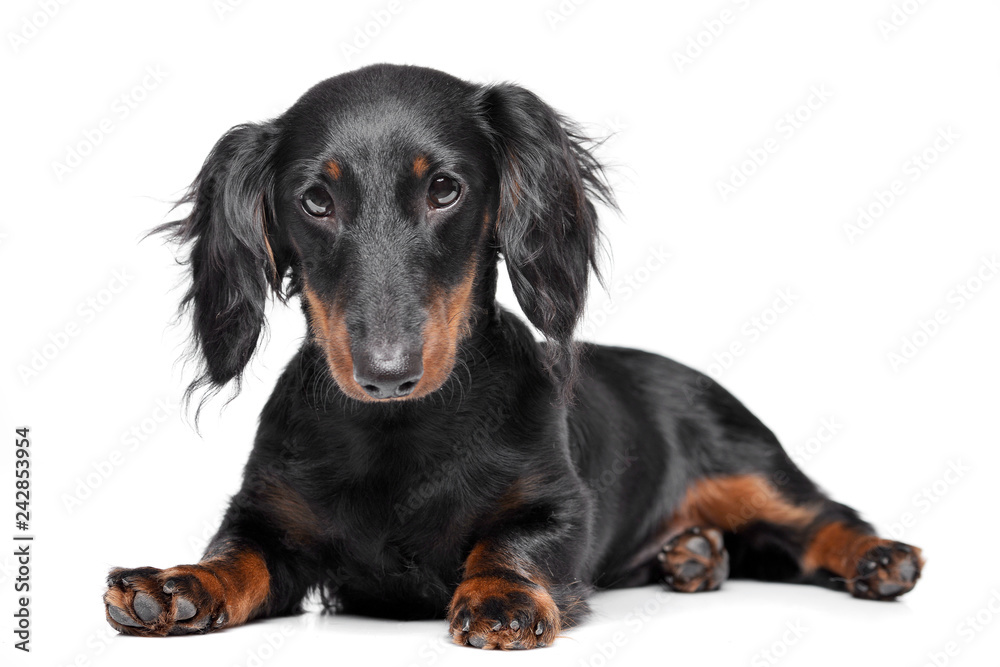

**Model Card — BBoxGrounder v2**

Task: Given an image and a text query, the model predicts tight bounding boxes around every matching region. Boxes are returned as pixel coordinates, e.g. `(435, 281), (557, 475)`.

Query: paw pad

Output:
(103, 566), (225, 637)
(658, 526), (729, 593)
(850, 542), (923, 600)
(448, 576), (559, 650)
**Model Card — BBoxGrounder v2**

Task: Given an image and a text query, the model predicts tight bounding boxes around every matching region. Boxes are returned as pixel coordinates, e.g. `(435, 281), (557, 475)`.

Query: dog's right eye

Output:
(301, 187), (335, 218)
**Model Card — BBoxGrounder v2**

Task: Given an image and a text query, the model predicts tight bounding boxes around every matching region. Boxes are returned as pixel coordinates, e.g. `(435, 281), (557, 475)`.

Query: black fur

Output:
(478, 82), (613, 393)
(157, 121), (288, 402)
(108, 64), (921, 645)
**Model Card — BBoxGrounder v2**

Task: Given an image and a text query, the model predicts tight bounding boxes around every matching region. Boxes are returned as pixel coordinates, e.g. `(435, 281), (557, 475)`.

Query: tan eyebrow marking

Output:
(413, 155), (430, 178)
(326, 160), (342, 180)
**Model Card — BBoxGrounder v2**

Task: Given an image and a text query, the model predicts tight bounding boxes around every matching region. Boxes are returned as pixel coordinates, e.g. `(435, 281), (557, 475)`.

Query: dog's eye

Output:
(301, 187), (335, 218)
(427, 175), (460, 209)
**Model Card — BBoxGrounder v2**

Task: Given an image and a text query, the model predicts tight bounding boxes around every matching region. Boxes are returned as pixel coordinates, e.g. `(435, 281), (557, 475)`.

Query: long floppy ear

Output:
(158, 122), (286, 404)
(478, 83), (615, 396)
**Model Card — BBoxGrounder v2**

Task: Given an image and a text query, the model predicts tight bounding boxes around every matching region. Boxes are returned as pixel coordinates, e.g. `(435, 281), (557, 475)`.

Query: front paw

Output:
(448, 575), (560, 649)
(104, 565), (226, 636)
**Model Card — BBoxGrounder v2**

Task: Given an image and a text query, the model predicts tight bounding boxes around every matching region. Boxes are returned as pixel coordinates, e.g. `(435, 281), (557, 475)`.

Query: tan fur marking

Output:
(418, 261), (478, 397)
(302, 281), (370, 401)
(201, 548), (270, 626)
(627, 473), (819, 571)
(413, 155), (430, 178)
(326, 160), (342, 180)
(303, 260), (478, 402)
(801, 521), (882, 576)
(450, 541), (562, 648)
(671, 474), (818, 533)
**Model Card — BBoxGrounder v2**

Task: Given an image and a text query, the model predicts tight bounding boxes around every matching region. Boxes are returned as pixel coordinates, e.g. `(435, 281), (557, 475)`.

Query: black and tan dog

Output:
(104, 64), (923, 649)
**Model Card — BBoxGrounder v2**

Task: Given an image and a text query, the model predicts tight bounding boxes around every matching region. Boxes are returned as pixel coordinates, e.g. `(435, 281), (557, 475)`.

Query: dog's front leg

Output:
(447, 508), (589, 651)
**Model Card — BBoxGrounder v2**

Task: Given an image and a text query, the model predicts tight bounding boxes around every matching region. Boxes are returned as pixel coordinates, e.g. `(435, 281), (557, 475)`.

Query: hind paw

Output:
(849, 541), (923, 600)
(657, 526), (729, 593)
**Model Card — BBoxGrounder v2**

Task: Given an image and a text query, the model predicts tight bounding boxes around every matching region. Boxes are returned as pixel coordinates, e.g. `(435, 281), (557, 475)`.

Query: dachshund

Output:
(103, 64), (923, 649)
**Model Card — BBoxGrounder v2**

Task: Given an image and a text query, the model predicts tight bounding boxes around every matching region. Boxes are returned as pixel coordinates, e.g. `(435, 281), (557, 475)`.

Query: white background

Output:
(3, 0), (999, 665)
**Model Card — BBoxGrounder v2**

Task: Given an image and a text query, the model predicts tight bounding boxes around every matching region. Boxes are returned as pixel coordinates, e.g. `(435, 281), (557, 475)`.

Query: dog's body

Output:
(104, 65), (922, 649)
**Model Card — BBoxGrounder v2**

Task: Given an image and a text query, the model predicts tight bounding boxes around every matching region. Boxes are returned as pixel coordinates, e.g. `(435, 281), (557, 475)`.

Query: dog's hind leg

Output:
(796, 512), (924, 600)
(646, 473), (924, 600)
(645, 474), (811, 593)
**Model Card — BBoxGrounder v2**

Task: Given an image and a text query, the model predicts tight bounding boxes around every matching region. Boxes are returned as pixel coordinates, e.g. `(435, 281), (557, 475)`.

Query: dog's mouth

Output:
(301, 275), (477, 403)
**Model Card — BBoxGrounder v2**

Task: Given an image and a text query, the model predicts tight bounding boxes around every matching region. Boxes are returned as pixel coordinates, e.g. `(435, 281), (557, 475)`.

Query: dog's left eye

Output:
(427, 175), (461, 209)
(301, 187), (335, 218)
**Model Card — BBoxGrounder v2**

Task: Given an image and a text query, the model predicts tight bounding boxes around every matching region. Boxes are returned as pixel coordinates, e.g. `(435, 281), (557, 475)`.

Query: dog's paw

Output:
(849, 541), (923, 600)
(658, 526), (729, 593)
(104, 565), (227, 636)
(448, 576), (560, 649)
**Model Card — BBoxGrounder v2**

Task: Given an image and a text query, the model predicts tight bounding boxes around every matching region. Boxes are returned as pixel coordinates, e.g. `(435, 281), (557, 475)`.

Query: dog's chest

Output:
(320, 486), (475, 608)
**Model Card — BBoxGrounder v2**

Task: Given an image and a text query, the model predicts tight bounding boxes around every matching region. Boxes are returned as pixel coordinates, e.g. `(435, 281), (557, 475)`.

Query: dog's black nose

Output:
(353, 343), (424, 399)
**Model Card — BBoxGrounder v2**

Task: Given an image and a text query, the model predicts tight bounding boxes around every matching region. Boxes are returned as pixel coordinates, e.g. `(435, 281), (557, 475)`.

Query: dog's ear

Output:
(477, 83), (614, 395)
(159, 122), (286, 403)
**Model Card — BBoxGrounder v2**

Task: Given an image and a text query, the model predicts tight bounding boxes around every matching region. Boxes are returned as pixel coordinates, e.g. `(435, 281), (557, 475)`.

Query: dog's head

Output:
(166, 64), (612, 404)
